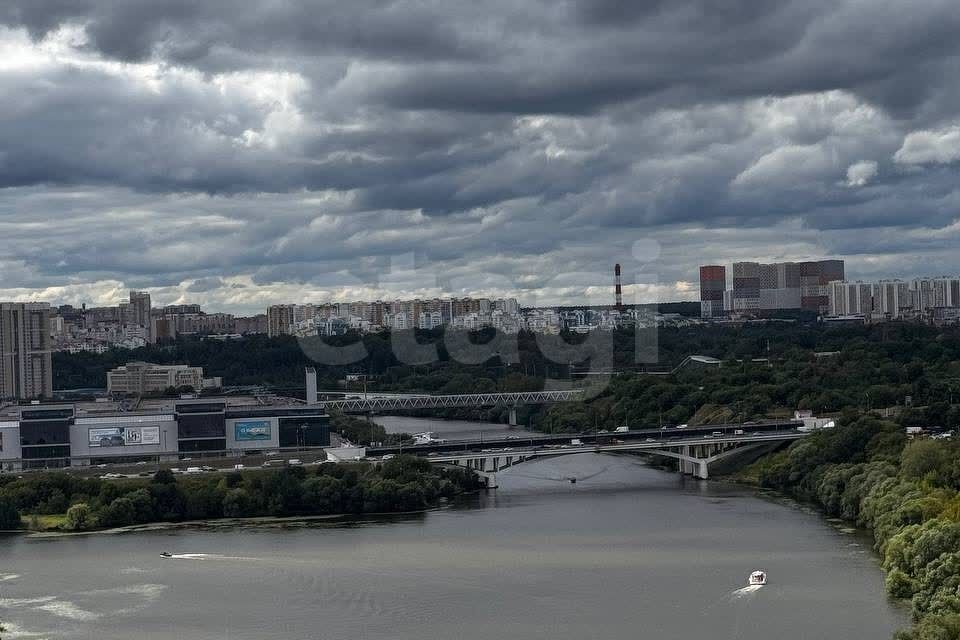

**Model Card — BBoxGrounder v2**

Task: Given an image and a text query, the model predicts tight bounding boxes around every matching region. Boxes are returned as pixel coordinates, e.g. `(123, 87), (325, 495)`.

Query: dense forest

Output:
(0, 457), (482, 532)
(54, 322), (960, 434)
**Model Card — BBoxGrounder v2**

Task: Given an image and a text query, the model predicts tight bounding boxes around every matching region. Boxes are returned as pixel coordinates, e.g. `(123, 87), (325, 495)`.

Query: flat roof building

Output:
(107, 362), (205, 396)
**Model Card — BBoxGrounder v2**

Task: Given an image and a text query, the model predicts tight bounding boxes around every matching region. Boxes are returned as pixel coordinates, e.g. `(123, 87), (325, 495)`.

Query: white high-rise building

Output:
(875, 280), (910, 318)
(827, 281), (874, 316)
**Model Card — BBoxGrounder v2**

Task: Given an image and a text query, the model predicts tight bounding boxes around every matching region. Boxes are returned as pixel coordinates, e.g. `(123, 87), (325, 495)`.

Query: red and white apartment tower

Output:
(699, 265), (727, 318)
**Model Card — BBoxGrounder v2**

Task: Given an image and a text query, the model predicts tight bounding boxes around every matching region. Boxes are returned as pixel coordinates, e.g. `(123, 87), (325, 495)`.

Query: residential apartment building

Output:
(0, 302), (54, 400)
(729, 259), (844, 314)
(267, 304), (297, 337)
(827, 281), (874, 316)
(699, 265), (726, 318)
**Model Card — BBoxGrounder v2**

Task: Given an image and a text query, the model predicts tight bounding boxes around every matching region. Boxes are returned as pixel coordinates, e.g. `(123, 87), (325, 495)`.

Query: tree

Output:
(98, 497), (136, 528)
(902, 440), (950, 484)
(222, 489), (253, 518)
(152, 469), (176, 485)
(0, 498), (20, 530)
(65, 503), (93, 531)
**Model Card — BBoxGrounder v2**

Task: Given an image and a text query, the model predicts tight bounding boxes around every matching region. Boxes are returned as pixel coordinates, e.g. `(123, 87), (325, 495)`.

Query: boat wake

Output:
(165, 553), (257, 561)
(730, 584), (764, 599)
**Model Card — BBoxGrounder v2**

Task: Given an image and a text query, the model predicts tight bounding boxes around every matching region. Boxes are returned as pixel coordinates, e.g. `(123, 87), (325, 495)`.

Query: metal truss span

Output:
(320, 389), (584, 413)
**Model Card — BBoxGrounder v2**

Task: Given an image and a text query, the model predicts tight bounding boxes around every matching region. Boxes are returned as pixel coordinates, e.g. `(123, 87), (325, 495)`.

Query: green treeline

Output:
(0, 457), (482, 532)
(55, 324), (960, 423)
(748, 412), (960, 639)
(533, 323), (960, 432)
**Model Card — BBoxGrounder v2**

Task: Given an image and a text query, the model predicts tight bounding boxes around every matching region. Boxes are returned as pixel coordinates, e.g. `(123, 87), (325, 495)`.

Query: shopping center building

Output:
(0, 395), (331, 470)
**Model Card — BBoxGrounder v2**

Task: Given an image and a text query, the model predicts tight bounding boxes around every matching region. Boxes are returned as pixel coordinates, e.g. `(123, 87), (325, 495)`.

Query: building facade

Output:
(699, 265), (726, 318)
(0, 302), (53, 400)
(107, 362), (205, 395)
(0, 399), (331, 470)
(827, 281), (874, 316)
(729, 259), (844, 314)
(267, 304), (297, 337)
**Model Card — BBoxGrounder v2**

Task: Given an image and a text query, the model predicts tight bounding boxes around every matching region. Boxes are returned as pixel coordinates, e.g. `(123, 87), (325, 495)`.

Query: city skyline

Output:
(11, 258), (960, 318)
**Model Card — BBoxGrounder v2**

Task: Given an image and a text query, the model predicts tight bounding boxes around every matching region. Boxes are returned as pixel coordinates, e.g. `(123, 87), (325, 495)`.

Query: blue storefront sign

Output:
(235, 420), (272, 441)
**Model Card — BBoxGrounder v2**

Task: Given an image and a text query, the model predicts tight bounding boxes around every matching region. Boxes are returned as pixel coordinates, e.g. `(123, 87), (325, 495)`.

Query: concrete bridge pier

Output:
(679, 445), (693, 475)
(508, 406), (518, 427)
(693, 459), (709, 480)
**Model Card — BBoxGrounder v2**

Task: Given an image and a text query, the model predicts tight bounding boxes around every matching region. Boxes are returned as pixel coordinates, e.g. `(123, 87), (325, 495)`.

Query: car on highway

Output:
(287, 459), (303, 466)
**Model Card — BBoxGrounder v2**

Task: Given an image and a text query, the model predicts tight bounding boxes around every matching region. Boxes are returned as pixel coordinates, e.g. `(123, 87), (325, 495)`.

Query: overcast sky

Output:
(2, 1), (960, 314)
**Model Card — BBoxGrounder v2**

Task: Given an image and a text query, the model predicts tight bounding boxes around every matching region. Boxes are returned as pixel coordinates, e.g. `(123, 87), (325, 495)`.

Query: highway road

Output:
(365, 420), (803, 456)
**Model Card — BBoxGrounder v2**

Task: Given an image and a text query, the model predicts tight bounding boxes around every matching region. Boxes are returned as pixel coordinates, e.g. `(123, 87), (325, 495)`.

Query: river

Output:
(0, 418), (906, 639)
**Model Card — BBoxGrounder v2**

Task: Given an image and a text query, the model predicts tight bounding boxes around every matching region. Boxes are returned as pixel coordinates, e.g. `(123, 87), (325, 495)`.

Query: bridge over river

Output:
(314, 389), (584, 424)
(367, 421), (808, 486)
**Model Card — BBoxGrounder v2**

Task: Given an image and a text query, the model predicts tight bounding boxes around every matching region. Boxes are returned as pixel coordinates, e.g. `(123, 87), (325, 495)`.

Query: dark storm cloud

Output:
(2, 0), (960, 311)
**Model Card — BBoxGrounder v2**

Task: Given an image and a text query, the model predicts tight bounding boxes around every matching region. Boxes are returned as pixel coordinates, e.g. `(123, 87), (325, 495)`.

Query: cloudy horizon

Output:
(2, 1), (960, 315)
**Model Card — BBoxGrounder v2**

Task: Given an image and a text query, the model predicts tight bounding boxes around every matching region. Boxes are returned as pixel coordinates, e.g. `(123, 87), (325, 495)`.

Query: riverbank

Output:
(0, 456), (484, 535)
(731, 413), (960, 640)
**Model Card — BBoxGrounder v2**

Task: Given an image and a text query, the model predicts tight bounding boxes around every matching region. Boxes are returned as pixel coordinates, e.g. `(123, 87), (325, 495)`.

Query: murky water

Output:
(0, 428), (906, 639)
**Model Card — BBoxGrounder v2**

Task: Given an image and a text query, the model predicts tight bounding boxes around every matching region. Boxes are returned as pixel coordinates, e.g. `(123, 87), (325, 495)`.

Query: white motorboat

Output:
(748, 570), (767, 586)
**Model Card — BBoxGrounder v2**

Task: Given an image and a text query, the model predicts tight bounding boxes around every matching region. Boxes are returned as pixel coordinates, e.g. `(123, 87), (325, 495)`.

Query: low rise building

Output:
(0, 394), (331, 470)
(107, 362), (205, 396)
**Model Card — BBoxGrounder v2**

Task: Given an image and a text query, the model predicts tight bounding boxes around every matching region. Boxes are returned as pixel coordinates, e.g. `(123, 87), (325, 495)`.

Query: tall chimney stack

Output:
(614, 263), (623, 310)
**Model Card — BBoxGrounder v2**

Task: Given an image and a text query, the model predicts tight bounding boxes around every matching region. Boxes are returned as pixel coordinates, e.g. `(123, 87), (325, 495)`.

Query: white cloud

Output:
(845, 160), (878, 187)
(894, 125), (960, 165)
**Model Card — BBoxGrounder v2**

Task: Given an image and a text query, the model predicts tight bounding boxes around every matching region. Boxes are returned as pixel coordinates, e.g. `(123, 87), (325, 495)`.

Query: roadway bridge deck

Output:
(366, 420), (802, 456)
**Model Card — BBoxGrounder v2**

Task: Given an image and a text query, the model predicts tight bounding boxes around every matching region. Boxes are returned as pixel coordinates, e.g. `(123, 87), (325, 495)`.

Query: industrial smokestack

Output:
(614, 263), (623, 309)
